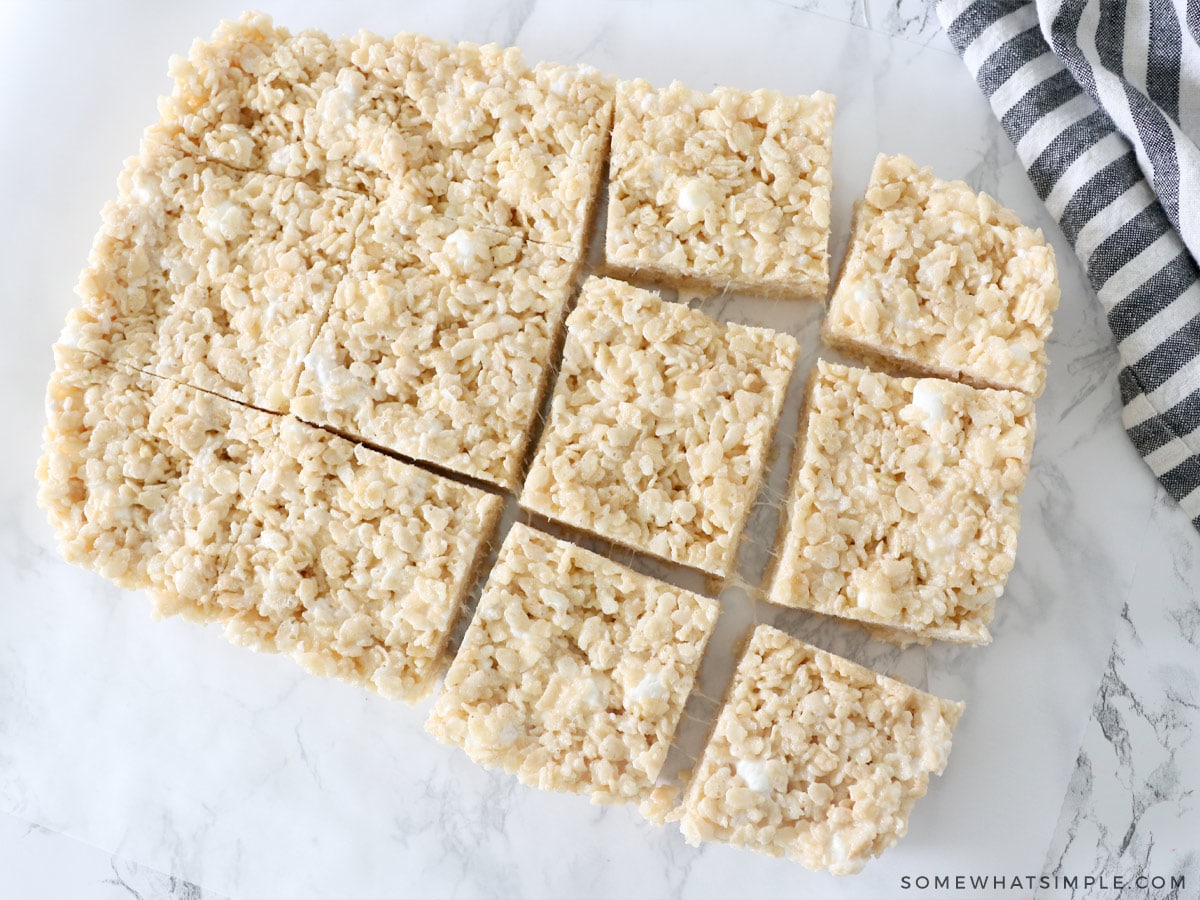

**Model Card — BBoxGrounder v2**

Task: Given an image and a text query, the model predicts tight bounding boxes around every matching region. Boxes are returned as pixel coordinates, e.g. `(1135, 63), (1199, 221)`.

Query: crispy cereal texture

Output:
(214, 418), (503, 703)
(767, 360), (1034, 644)
(160, 12), (614, 256)
(426, 523), (718, 804)
(141, 377), (277, 619)
(605, 79), (834, 299)
(62, 140), (204, 369)
(38, 349), (187, 591)
(37, 347), (272, 607)
(291, 220), (578, 490)
(679, 625), (964, 874)
(150, 167), (364, 413)
(61, 138), (362, 414)
(823, 154), (1060, 396)
(521, 277), (799, 578)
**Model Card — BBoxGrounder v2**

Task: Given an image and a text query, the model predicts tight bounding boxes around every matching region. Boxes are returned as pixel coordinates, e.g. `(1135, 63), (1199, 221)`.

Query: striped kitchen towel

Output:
(935, 0), (1200, 531)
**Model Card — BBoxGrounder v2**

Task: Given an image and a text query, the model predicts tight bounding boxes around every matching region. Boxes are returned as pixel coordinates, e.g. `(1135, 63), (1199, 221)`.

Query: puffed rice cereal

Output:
(291, 218), (578, 490)
(767, 360), (1035, 644)
(823, 153), (1059, 396)
(426, 522), (718, 804)
(215, 416), (504, 702)
(678, 624), (964, 874)
(521, 276), (798, 578)
(605, 79), (834, 300)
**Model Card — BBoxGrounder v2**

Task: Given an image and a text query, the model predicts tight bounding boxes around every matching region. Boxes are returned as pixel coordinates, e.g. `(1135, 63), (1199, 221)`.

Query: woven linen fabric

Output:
(935, 0), (1200, 531)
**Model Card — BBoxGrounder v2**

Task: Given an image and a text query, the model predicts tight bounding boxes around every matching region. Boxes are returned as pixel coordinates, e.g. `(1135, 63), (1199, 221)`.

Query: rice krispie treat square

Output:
(62, 139), (367, 413)
(823, 154), (1060, 396)
(766, 360), (1035, 644)
(521, 277), (799, 578)
(679, 624), (964, 875)
(426, 523), (718, 804)
(37, 348), (272, 603)
(156, 14), (357, 187)
(605, 79), (835, 300)
(313, 36), (615, 255)
(150, 166), (367, 413)
(213, 417), (503, 702)
(370, 56), (614, 256)
(291, 220), (578, 490)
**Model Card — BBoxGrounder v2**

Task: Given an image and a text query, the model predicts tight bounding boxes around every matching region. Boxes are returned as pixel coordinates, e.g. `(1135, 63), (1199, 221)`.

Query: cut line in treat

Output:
(291, 222), (583, 492)
(212, 416), (504, 702)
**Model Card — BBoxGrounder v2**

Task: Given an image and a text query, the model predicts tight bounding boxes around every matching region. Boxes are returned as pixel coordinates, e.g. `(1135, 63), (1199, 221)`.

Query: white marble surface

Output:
(0, 0), (1195, 897)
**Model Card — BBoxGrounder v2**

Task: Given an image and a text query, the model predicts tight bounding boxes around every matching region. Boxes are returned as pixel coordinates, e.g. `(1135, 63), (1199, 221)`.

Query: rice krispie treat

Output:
(62, 138), (366, 413)
(767, 360), (1035, 644)
(142, 377), (276, 621)
(521, 277), (798, 578)
(348, 52), (615, 256)
(214, 417), (503, 702)
(291, 220), (578, 490)
(426, 523), (718, 804)
(38, 349), (188, 590)
(61, 140), (205, 369)
(150, 164), (366, 413)
(155, 14), (317, 176)
(823, 154), (1060, 396)
(37, 348), (272, 605)
(605, 79), (835, 300)
(679, 624), (964, 875)
(160, 13), (614, 256)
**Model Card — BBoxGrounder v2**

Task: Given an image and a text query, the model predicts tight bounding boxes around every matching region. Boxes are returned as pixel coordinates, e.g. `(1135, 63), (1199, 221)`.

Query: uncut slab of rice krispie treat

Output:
(521, 277), (798, 578)
(766, 360), (1035, 644)
(605, 79), (835, 300)
(426, 523), (718, 805)
(823, 154), (1060, 397)
(37, 347), (272, 605)
(213, 417), (503, 702)
(679, 625), (964, 875)
(291, 218), (577, 491)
